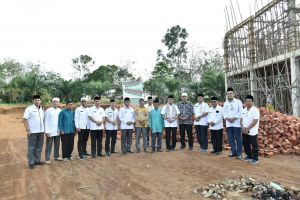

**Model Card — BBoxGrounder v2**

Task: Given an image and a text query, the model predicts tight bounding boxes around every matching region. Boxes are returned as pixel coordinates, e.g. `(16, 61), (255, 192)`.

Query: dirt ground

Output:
(0, 106), (299, 200)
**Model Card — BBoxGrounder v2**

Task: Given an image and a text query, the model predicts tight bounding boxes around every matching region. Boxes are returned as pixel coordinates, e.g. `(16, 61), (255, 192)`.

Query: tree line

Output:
(0, 25), (225, 104)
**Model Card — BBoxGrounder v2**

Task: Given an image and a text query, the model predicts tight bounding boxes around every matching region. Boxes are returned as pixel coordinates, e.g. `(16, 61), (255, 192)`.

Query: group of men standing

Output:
(23, 87), (260, 169)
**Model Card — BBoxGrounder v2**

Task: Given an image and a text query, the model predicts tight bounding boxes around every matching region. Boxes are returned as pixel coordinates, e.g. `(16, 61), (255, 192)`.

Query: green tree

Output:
(0, 59), (24, 84)
(84, 64), (138, 98)
(190, 69), (225, 101)
(72, 55), (95, 80)
(157, 25), (189, 76)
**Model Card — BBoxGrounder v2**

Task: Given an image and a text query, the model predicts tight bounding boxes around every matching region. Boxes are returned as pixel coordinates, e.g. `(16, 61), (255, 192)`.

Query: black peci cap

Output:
(168, 95), (174, 99)
(124, 97), (130, 102)
(66, 99), (73, 105)
(211, 96), (218, 101)
(32, 94), (41, 100)
(153, 98), (159, 103)
(246, 95), (254, 101)
(94, 96), (101, 101)
(227, 87), (234, 92)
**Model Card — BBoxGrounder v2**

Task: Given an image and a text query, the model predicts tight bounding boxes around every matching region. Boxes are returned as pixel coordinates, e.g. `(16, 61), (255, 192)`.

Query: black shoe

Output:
(111, 150), (117, 154)
(188, 147), (193, 151)
(106, 152), (111, 157)
(34, 161), (44, 165)
(29, 164), (35, 169)
(122, 151), (127, 155)
(97, 153), (105, 157)
(172, 148), (177, 151)
(84, 153), (91, 157)
(211, 151), (217, 154)
(144, 149), (148, 153)
(79, 156), (85, 160)
(228, 154), (237, 157)
(127, 149), (134, 153)
(92, 155), (96, 159)
(216, 152), (222, 155)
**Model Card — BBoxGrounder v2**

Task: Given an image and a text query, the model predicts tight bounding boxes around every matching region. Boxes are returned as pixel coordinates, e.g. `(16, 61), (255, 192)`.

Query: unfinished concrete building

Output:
(224, 0), (300, 117)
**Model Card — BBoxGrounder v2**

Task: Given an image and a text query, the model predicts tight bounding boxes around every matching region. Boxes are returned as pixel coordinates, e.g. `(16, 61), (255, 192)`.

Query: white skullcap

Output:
(80, 97), (87, 101)
(52, 97), (60, 102)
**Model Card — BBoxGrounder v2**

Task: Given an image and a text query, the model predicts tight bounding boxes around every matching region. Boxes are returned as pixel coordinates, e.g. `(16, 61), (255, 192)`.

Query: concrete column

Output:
(225, 75), (228, 92)
(224, 36), (229, 95)
(224, 36), (229, 73)
(250, 69), (257, 100)
(288, 0), (296, 51)
(291, 56), (300, 118)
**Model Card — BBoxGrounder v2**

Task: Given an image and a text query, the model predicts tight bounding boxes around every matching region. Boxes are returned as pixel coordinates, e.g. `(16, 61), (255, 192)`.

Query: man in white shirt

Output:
(223, 87), (243, 159)
(88, 96), (106, 158)
(105, 99), (119, 156)
(44, 97), (62, 164)
(23, 95), (45, 169)
(208, 96), (223, 155)
(193, 93), (209, 152)
(119, 97), (135, 154)
(241, 95), (260, 165)
(161, 95), (180, 152)
(145, 96), (154, 146)
(75, 97), (90, 159)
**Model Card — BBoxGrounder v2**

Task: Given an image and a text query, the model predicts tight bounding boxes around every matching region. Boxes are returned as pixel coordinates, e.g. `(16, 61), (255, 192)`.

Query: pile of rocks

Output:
(196, 177), (300, 199)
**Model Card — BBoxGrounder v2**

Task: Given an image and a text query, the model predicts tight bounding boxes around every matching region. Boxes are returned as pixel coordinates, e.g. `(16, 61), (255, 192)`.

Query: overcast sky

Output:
(0, 0), (272, 80)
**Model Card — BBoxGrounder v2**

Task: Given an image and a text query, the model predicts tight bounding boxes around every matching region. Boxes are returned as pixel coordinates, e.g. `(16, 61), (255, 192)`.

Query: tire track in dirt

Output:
(0, 112), (51, 200)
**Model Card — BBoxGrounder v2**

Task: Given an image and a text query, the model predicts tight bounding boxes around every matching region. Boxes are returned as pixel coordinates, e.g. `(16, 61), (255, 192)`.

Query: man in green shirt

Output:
(58, 100), (75, 161)
(148, 98), (164, 152)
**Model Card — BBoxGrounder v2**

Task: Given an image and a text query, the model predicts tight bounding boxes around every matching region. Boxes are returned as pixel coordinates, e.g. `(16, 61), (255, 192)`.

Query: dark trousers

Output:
(179, 124), (193, 148)
(77, 129), (90, 157)
(195, 125), (208, 150)
(61, 134), (74, 159)
(210, 129), (223, 153)
(165, 127), (177, 150)
(146, 127), (150, 146)
(242, 134), (259, 161)
(90, 130), (103, 156)
(105, 130), (117, 153)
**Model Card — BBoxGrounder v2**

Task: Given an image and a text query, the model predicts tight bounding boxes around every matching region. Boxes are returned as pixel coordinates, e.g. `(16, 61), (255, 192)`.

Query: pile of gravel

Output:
(194, 177), (300, 200)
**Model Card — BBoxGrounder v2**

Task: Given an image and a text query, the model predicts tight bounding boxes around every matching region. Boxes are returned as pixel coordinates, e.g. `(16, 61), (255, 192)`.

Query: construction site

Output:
(0, 0), (300, 199)
(224, 0), (300, 117)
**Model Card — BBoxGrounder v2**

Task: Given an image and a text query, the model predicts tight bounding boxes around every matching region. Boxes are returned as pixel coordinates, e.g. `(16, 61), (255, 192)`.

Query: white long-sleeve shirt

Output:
(145, 103), (154, 112)
(88, 106), (105, 130)
(208, 106), (223, 130)
(75, 106), (90, 129)
(193, 102), (209, 126)
(119, 106), (135, 129)
(161, 104), (180, 128)
(241, 106), (260, 136)
(23, 104), (45, 133)
(223, 98), (243, 128)
(44, 107), (61, 136)
(105, 107), (119, 130)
